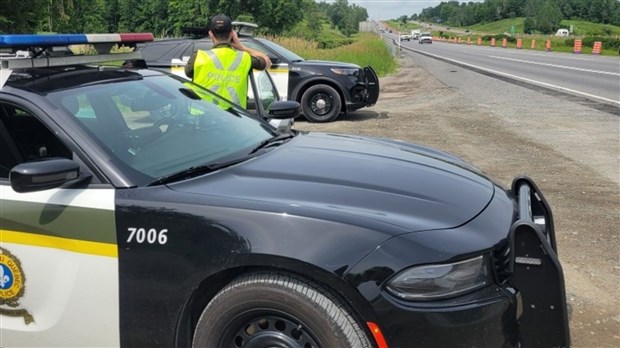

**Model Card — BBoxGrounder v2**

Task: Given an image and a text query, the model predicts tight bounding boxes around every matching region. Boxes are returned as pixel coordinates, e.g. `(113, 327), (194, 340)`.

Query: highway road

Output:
(392, 36), (620, 107)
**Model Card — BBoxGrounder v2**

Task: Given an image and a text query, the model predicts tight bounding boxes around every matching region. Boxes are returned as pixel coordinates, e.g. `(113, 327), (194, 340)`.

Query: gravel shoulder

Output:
(295, 52), (620, 347)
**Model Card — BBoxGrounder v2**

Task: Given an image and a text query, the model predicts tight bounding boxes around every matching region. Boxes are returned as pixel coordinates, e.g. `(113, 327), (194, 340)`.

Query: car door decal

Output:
(0, 186), (120, 347)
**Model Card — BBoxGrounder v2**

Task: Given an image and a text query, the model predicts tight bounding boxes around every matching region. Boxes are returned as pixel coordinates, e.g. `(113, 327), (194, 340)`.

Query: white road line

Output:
(411, 48), (620, 105)
(489, 55), (620, 76)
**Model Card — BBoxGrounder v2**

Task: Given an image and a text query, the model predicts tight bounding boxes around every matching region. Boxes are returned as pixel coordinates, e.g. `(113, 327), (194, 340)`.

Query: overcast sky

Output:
(316, 0), (483, 20)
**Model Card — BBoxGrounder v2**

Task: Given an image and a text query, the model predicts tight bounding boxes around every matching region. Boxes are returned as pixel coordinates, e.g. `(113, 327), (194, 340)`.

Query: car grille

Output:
(493, 241), (511, 284)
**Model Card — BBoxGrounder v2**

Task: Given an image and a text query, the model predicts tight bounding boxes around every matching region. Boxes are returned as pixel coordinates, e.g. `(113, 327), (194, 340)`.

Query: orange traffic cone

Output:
(592, 41), (603, 55)
(491, 38), (496, 47)
(545, 39), (551, 52)
(501, 38), (507, 48)
(573, 39), (582, 54)
(517, 38), (523, 49)
(531, 39), (536, 49)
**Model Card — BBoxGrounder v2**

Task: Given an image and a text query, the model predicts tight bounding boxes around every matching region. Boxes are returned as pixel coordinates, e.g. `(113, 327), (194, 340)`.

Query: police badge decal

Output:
(0, 247), (34, 324)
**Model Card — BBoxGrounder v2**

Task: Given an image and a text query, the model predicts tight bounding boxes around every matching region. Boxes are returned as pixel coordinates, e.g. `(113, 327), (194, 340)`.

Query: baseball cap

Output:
(208, 14), (232, 34)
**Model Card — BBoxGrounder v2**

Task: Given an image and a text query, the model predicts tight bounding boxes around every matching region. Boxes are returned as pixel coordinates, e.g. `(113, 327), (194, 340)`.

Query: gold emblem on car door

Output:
(0, 247), (34, 324)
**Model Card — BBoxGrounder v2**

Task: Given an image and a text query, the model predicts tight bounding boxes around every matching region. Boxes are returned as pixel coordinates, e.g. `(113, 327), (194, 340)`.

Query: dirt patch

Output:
(296, 54), (620, 347)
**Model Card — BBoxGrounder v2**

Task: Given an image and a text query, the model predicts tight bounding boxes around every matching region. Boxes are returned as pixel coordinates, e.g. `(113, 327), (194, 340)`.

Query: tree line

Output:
(0, 0), (368, 37)
(414, 0), (620, 34)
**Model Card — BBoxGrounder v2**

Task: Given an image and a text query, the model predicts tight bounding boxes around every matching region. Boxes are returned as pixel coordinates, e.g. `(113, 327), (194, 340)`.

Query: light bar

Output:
(0, 33), (154, 48)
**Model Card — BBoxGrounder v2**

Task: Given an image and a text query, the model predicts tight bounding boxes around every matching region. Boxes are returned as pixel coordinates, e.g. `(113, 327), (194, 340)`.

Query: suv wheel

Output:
(192, 272), (372, 348)
(301, 84), (342, 123)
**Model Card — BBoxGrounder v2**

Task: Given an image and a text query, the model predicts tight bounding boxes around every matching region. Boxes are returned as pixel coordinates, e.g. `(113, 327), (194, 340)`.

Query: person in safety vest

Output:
(185, 14), (271, 109)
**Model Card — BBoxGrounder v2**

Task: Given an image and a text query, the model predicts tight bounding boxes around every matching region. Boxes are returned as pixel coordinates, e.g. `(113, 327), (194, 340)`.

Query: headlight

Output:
(385, 255), (489, 301)
(330, 68), (359, 76)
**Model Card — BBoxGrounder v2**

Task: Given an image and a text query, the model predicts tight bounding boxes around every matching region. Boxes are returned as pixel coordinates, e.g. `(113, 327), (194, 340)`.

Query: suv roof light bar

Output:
(0, 33), (153, 89)
(0, 33), (154, 55)
(0, 33), (154, 48)
(1, 51), (142, 70)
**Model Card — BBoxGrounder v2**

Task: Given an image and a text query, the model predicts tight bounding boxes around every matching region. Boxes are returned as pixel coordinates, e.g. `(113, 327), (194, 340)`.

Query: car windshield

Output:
(254, 38), (305, 62)
(47, 72), (277, 185)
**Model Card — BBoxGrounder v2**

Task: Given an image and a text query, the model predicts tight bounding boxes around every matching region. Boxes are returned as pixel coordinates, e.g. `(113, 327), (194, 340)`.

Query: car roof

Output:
(4, 66), (163, 94)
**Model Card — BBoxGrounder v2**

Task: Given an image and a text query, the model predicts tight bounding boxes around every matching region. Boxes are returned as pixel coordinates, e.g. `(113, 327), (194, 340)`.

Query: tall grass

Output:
(271, 33), (397, 77)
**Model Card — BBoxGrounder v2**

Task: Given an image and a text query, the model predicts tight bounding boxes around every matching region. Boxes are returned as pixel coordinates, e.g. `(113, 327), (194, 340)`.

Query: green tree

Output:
(524, 0), (563, 34)
(0, 0), (47, 33)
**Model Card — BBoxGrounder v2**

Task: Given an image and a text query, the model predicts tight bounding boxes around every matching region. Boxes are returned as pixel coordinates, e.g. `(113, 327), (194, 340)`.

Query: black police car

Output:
(0, 34), (569, 348)
(138, 22), (380, 123)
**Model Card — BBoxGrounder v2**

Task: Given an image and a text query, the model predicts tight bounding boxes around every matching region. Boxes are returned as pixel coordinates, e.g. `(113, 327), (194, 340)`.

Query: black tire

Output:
(300, 84), (342, 123)
(192, 272), (372, 348)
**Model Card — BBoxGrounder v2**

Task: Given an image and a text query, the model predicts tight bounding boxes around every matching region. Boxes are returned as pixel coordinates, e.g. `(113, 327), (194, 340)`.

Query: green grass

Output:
(461, 17), (620, 37)
(465, 18), (524, 34)
(561, 20), (620, 36)
(272, 32), (397, 77)
(383, 20), (422, 32)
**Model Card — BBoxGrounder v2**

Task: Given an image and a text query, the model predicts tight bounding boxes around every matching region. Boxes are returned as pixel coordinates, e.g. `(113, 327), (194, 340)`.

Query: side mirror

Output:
(266, 101), (299, 133)
(10, 158), (90, 193)
(269, 56), (281, 65)
(267, 101), (300, 120)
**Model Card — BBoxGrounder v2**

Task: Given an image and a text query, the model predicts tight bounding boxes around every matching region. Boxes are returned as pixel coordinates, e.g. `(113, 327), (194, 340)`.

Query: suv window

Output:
(245, 38), (304, 62)
(0, 104), (72, 179)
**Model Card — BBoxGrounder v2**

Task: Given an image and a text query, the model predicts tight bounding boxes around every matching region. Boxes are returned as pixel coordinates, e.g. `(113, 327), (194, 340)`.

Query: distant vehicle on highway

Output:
(555, 28), (570, 37)
(419, 32), (433, 44)
(400, 33), (411, 41)
(411, 29), (421, 40)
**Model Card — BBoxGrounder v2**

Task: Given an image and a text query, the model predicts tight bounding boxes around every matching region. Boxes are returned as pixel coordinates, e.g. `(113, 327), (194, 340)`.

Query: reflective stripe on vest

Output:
(193, 48), (252, 108)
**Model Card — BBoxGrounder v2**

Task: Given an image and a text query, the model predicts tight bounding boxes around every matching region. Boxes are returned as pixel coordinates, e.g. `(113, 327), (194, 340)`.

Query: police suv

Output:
(1, 34), (569, 347)
(139, 22), (380, 123)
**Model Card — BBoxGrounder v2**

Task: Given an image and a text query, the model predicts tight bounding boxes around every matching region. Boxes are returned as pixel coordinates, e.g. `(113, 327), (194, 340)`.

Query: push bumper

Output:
(347, 66), (380, 111)
(508, 176), (570, 347)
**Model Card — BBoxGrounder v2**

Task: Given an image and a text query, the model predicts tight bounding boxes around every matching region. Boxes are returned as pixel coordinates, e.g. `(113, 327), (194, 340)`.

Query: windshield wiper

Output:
(248, 133), (295, 155)
(148, 157), (248, 186)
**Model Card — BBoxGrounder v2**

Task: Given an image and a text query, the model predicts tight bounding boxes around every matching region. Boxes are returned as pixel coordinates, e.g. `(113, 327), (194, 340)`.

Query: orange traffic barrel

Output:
(592, 41), (603, 55)
(477, 37), (482, 46)
(531, 39), (536, 49)
(501, 38), (507, 48)
(491, 38), (496, 47)
(467, 37), (471, 45)
(573, 39), (582, 54)
(545, 39), (551, 52)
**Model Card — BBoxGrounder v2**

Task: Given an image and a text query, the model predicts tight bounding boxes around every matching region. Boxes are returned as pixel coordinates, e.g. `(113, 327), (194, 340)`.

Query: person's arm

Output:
(230, 31), (272, 70)
(184, 51), (198, 79)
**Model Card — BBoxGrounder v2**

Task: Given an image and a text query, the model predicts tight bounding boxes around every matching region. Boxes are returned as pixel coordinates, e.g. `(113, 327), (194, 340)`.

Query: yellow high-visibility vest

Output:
(192, 47), (252, 108)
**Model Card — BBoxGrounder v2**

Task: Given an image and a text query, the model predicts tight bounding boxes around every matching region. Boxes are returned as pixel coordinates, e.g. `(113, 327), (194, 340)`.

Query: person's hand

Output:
(259, 52), (272, 70)
(230, 31), (243, 50)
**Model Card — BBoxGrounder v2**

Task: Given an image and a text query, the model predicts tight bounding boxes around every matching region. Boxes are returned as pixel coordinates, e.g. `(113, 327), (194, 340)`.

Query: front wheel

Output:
(192, 272), (372, 348)
(300, 84), (342, 123)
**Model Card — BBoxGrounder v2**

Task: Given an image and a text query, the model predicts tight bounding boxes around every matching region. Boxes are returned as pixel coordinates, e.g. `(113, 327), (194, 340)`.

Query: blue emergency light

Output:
(0, 33), (154, 48)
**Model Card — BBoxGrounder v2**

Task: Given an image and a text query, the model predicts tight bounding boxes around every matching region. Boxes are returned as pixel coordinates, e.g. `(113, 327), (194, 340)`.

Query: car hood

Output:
(296, 60), (361, 69)
(170, 132), (495, 233)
